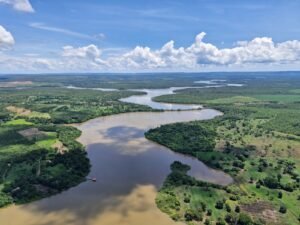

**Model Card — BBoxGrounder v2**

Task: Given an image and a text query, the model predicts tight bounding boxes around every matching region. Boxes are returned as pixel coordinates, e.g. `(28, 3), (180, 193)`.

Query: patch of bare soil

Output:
(6, 106), (32, 116)
(52, 141), (68, 154)
(241, 201), (281, 224)
(18, 128), (46, 140)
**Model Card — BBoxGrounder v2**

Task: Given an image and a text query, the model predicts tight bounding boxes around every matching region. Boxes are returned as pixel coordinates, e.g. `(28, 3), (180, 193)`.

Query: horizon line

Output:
(1, 70), (300, 76)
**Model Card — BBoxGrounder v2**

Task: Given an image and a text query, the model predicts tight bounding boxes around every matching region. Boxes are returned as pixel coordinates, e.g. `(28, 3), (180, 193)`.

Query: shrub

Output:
(279, 205), (287, 214)
(281, 183), (295, 192)
(230, 195), (239, 201)
(235, 205), (241, 213)
(184, 208), (202, 221)
(207, 209), (212, 216)
(200, 201), (206, 212)
(263, 176), (279, 189)
(238, 213), (253, 225)
(215, 200), (224, 209)
(184, 196), (190, 203)
(204, 218), (211, 225)
(225, 213), (236, 223)
(225, 203), (231, 212)
(216, 218), (226, 225)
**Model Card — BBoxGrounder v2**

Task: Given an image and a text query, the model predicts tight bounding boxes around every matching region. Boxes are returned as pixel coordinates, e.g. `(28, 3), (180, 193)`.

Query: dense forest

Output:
(146, 123), (216, 155)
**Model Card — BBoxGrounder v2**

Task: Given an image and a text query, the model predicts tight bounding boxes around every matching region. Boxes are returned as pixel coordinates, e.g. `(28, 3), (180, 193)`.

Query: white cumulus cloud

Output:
(1, 32), (300, 72)
(61, 44), (108, 69)
(185, 33), (300, 66)
(0, 0), (34, 13)
(0, 25), (15, 48)
(62, 45), (101, 59)
(110, 32), (300, 70)
(112, 46), (165, 69)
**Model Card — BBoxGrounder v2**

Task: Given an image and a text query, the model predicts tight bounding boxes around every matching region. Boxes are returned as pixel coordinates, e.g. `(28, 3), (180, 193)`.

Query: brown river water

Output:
(0, 87), (233, 225)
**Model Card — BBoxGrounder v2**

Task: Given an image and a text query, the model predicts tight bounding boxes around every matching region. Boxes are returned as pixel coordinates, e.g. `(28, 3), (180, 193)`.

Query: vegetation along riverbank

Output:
(146, 75), (300, 225)
(0, 73), (299, 225)
(0, 85), (151, 207)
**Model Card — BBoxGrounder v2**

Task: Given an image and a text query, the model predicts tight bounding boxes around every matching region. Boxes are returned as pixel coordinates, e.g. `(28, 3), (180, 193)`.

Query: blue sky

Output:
(0, 0), (300, 73)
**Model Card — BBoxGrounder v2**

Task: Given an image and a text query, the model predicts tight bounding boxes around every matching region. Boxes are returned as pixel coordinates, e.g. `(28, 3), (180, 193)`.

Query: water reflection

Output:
(0, 110), (232, 225)
(120, 87), (202, 110)
(66, 85), (118, 92)
(0, 83), (239, 225)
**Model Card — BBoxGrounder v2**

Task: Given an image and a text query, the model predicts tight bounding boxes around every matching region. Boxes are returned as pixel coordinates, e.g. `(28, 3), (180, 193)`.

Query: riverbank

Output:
(0, 85), (161, 209)
(147, 81), (300, 225)
(0, 109), (231, 225)
(0, 82), (228, 210)
(2, 74), (298, 225)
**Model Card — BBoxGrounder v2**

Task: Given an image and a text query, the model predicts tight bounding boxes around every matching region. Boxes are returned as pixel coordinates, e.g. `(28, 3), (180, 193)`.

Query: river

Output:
(119, 87), (202, 110)
(0, 85), (233, 225)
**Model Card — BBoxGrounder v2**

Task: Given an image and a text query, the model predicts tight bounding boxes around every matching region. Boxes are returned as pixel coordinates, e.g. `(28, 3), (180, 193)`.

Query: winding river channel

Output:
(0, 84), (233, 225)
